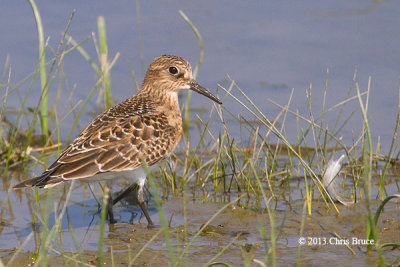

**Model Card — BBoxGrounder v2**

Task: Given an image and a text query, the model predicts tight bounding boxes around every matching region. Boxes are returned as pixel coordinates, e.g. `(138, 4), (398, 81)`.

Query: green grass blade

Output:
(179, 10), (204, 129)
(373, 194), (400, 226)
(97, 16), (113, 109)
(28, 0), (49, 139)
(143, 163), (177, 266)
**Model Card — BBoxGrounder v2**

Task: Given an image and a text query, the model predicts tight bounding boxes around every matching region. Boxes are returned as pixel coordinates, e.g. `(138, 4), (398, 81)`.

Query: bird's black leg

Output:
(106, 186), (116, 224)
(137, 185), (154, 227)
(111, 183), (153, 226)
(112, 184), (137, 205)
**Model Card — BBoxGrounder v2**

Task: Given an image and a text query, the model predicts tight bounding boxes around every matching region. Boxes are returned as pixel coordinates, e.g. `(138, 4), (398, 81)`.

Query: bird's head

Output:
(142, 54), (222, 104)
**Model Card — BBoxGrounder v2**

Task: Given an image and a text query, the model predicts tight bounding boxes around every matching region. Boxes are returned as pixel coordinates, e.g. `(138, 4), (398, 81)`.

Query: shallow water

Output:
(3, 194), (400, 266)
(1, 170), (399, 266)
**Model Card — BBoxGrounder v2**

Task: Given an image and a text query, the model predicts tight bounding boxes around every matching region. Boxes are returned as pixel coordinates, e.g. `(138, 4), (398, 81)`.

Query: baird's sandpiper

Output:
(13, 54), (222, 226)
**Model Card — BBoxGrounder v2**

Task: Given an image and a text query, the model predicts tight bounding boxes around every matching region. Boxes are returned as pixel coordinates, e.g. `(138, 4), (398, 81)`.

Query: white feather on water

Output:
(322, 154), (354, 206)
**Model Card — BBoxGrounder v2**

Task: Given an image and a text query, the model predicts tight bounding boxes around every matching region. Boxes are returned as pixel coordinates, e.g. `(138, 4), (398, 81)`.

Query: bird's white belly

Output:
(75, 167), (147, 187)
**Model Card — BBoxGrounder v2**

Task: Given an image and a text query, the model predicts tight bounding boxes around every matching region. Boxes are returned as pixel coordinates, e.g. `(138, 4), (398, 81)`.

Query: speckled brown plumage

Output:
(13, 54), (222, 226)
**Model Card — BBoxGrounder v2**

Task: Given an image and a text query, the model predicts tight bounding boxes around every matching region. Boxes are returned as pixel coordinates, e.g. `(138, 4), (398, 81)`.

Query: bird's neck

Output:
(159, 91), (182, 121)
(138, 88), (181, 119)
(137, 87), (183, 148)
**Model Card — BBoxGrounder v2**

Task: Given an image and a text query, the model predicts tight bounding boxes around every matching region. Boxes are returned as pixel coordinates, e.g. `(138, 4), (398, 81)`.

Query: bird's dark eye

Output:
(168, 66), (178, 75)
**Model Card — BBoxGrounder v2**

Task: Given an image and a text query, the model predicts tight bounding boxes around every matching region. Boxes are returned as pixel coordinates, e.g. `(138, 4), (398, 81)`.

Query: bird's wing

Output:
(47, 110), (176, 180)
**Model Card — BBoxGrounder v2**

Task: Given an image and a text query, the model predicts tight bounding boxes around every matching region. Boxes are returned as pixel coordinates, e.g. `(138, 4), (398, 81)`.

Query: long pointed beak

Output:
(189, 81), (222, 104)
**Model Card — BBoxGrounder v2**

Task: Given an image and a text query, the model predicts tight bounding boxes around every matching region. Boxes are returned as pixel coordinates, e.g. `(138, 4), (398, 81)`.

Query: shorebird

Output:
(13, 54), (222, 226)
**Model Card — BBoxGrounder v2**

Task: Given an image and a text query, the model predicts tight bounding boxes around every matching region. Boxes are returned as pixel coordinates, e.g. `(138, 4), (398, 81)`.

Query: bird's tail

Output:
(13, 169), (63, 189)
(13, 177), (38, 189)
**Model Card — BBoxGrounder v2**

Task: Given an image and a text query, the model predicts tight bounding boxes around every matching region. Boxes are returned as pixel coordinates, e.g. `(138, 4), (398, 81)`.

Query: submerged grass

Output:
(1, 4), (399, 267)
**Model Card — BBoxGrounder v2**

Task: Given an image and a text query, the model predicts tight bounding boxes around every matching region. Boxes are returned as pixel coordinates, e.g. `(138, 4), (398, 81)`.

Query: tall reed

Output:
(28, 0), (49, 140)
(179, 10), (204, 129)
(97, 16), (113, 109)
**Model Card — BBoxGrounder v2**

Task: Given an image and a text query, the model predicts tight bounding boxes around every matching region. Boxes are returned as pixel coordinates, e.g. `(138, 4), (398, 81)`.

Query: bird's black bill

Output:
(190, 81), (222, 104)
